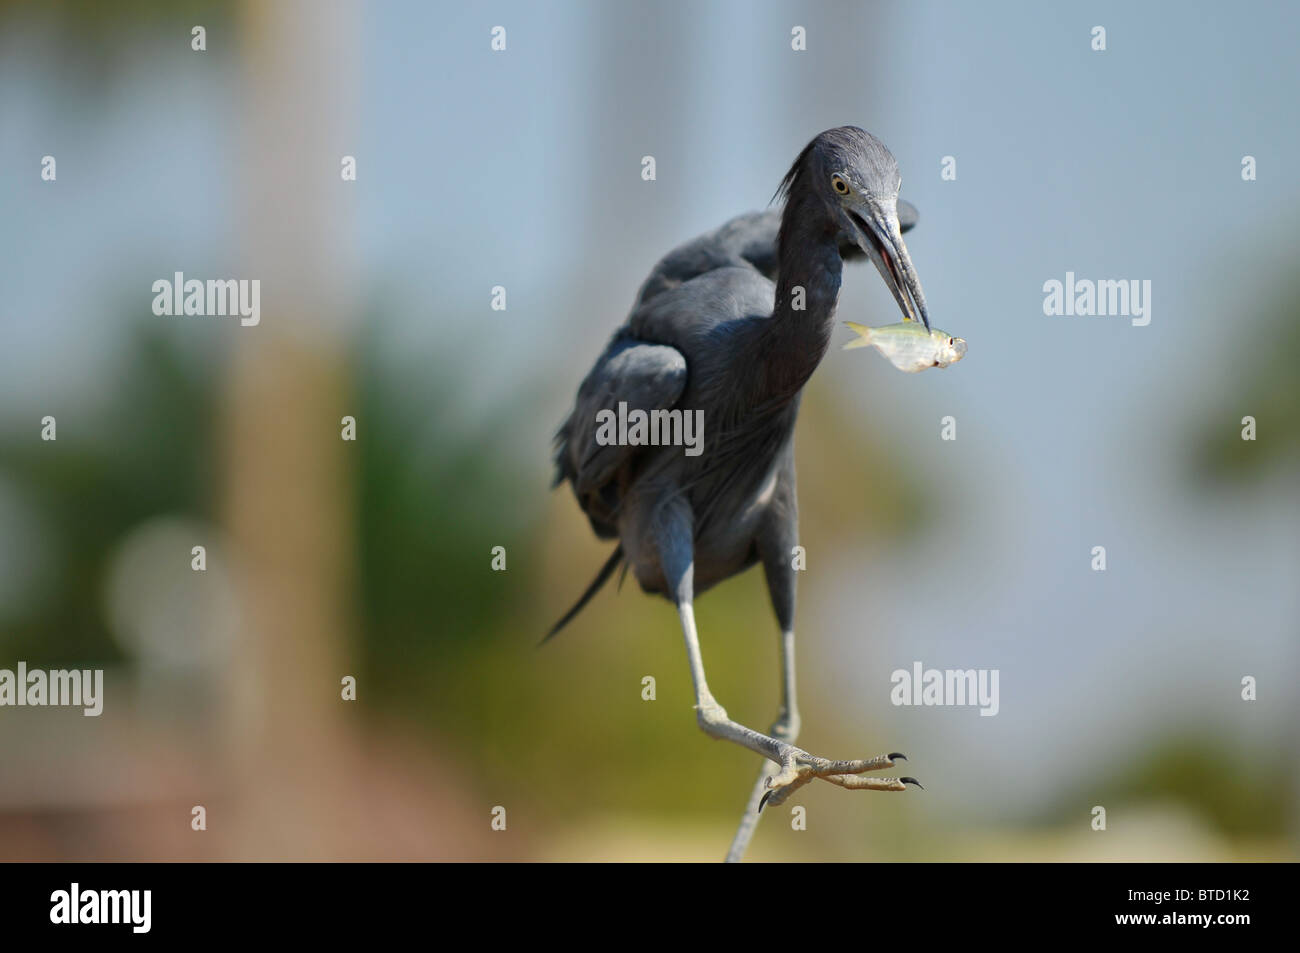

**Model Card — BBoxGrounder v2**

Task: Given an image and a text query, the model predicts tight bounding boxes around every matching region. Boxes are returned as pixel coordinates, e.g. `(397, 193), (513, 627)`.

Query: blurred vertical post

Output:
(222, 0), (359, 857)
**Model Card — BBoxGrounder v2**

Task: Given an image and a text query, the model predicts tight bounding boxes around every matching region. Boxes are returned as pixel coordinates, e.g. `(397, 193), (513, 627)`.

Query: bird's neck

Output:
(761, 202), (844, 399)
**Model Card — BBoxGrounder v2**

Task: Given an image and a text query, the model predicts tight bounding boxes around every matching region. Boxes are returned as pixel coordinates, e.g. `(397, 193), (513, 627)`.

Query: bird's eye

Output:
(831, 175), (849, 195)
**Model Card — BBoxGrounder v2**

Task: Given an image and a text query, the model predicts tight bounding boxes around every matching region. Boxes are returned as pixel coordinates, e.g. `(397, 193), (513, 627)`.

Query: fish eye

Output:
(831, 175), (850, 195)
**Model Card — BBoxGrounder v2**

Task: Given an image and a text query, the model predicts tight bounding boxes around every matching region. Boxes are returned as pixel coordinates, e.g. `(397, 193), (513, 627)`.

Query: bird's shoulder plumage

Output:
(632, 209), (783, 308)
(625, 263), (776, 356)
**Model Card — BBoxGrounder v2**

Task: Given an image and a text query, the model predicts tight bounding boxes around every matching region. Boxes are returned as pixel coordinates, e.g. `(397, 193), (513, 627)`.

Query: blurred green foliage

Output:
(1192, 267), (1300, 481)
(0, 322), (219, 667)
(1035, 733), (1291, 839)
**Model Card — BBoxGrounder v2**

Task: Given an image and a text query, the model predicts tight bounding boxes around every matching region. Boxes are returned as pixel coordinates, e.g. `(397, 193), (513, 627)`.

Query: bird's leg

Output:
(656, 507), (914, 851)
(726, 627), (799, 863)
(679, 600), (905, 794)
(771, 627), (801, 742)
(723, 510), (919, 861)
(680, 603), (910, 790)
(676, 598), (781, 758)
(728, 540), (802, 862)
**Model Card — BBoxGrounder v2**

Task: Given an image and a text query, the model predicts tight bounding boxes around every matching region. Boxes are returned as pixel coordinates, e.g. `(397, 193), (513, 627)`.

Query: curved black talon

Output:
(901, 777), (924, 789)
(757, 789), (774, 813)
(888, 752), (907, 762)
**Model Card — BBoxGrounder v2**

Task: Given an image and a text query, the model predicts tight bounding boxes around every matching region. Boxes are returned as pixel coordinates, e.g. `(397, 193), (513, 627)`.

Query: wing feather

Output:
(555, 338), (687, 513)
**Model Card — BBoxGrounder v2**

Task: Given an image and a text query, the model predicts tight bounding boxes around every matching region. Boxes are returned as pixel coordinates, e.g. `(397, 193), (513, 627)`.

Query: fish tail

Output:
(842, 321), (872, 349)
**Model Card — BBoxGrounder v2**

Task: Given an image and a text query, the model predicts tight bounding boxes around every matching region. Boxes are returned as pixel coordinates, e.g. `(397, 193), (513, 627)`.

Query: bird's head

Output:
(778, 126), (932, 331)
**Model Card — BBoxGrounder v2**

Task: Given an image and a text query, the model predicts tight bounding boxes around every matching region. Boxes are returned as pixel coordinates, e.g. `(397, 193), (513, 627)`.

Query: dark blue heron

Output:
(549, 127), (928, 861)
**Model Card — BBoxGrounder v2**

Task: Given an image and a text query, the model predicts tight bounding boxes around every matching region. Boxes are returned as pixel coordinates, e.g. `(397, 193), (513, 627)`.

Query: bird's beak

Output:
(848, 198), (932, 331)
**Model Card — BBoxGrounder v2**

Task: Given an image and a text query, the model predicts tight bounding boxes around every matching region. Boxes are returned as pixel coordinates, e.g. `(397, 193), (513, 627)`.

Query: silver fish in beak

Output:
(843, 321), (966, 373)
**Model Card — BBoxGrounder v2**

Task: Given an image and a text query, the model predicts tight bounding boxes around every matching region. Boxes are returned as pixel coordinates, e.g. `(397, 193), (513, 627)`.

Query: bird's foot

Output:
(758, 748), (920, 811)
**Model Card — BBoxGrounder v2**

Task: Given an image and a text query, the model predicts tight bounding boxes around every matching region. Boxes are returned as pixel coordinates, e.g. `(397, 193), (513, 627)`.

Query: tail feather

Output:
(540, 544), (624, 644)
(842, 321), (872, 349)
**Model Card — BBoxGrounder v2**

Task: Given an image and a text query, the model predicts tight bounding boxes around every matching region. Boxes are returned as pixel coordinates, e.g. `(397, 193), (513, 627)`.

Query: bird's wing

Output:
(633, 210), (782, 307)
(561, 337), (688, 497)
